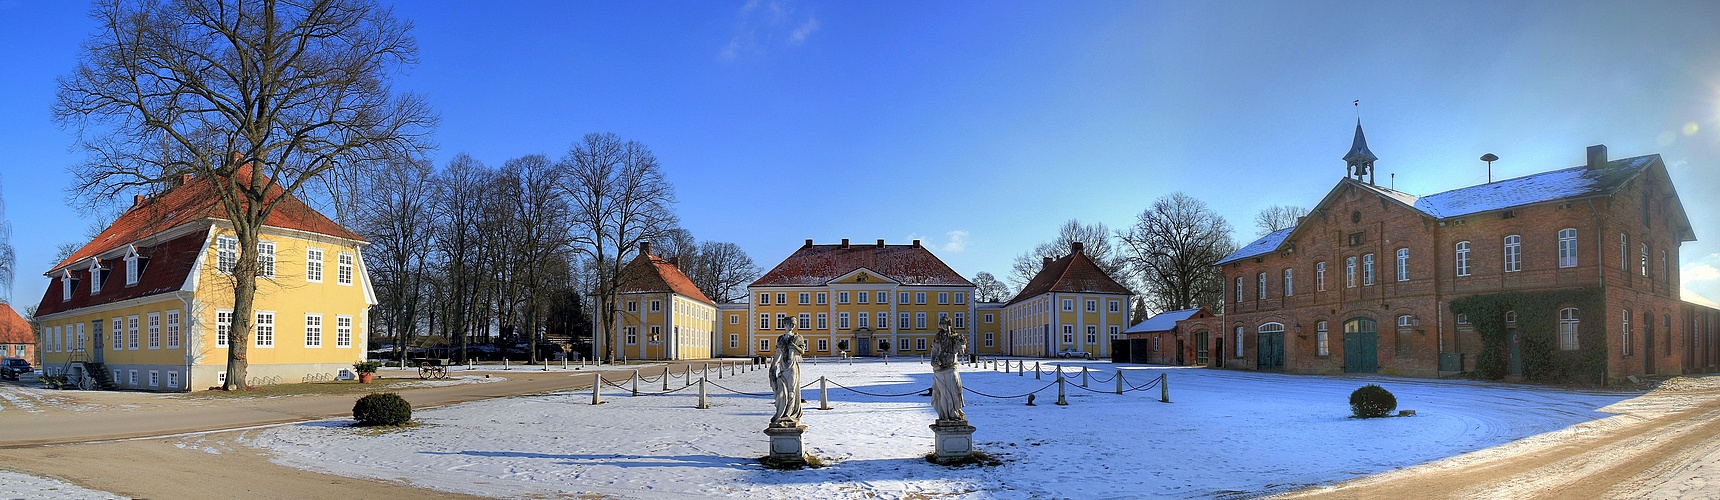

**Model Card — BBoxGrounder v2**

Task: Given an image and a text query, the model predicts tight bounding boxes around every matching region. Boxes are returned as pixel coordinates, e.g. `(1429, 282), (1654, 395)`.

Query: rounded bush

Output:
(1349, 384), (1397, 418)
(353, 392), (412, 426)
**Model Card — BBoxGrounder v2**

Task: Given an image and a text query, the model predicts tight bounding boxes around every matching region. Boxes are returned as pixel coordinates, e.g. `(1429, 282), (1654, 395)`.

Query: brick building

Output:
(0, 303), (34, 363)
(1181, 123), (1700, 383)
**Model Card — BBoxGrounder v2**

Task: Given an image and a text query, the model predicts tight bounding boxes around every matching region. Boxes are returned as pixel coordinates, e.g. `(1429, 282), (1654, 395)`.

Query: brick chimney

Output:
(133, 194), (146, 207)
(876, 239), (885, 247)
(639, 241), (651, 256)
(667, 256), (679, 267)
(841, 238), (850, 248)
(912, 239), (921, 248)
(1586, 144), (1608, 169)
(1071, 241), (1084, 254)
(1043, 256), (1054, 269)
(804, 239), (813, 248)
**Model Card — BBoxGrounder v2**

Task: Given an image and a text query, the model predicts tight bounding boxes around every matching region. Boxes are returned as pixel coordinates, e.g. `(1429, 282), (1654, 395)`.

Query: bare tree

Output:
(684, 241), (760, 303)
(1008, 219), (1128, 289)
(354, 156), (436, 364)
(651, 228), (698, 261)
(431, 155), (493, 358)
(0, 175), (12, 304)
(971, 271), (1009, 303)
(498, 154), (569, 363)
(1255, 205), (1309, 236)
(53, 0), (433, 389)
(1118, 192), (1236, 314)
(561, 133), (677, 363)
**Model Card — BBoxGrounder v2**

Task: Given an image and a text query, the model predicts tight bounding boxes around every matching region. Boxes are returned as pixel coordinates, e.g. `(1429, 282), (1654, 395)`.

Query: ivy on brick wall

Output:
(1449, 288), (1605, 383)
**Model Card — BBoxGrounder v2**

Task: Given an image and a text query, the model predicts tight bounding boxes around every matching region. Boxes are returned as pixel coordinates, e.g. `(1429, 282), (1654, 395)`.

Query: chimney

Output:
(1586, 144), (1607, 169)
(876, 239), (885, 248)
(183, 173), (193, 185)
(1071, 241), (1084, 254)
(804, 239), (814, 248)
(133, 194), (146, 207)
(639, 241), (651, 255)
(667, 257), (679, 267)
(911, 239), (921, 248)
(1295, 216), (1306, 226)
(841, 238), (850, 248)
(1042, 256), (1054, 270)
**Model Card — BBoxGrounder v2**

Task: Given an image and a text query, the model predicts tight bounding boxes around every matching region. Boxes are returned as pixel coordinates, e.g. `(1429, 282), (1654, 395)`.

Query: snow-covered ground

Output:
(0, 470), (121, 499)
(247, 359), (1637, 499)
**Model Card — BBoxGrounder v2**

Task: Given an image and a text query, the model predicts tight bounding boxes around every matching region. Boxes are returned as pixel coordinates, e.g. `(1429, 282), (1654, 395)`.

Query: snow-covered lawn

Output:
(0, 470), (120, 499)
(247, 359), (1635, 499)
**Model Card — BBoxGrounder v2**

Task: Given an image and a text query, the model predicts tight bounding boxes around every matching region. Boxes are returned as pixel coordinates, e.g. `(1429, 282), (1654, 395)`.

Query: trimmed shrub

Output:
(353, 392), (412, 426)
(1349, 384), (1397, 418)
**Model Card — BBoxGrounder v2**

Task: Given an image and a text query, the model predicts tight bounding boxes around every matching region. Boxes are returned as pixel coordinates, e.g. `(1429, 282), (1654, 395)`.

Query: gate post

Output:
(686, 365), (692, 387)
(1160, 373), (1170, 403)
(697, 377), (709, 409)
(663, 368), (670, 392)
(819, 376), (832, 410)
(1081, 366), (1090, 388)
(591, 372), (603, 405)
(1115, 370), (1124, 395)
(1055, 372), (1069, 405)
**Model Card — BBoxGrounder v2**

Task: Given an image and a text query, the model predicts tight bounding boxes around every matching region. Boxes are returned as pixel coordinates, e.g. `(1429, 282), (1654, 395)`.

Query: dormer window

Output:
(86, 257), (106, 295)
(61, 269), (78, 302)
(124, 245), (147, 286)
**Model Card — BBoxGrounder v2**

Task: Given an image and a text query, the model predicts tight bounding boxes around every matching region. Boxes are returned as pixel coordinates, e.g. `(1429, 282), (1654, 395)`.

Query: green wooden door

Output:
(1343, 318), (1378, 373)
(1257, 329), (1285, 370)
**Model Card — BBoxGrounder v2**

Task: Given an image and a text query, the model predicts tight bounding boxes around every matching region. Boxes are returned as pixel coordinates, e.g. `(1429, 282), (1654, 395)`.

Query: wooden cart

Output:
(413, 357), (451, 379)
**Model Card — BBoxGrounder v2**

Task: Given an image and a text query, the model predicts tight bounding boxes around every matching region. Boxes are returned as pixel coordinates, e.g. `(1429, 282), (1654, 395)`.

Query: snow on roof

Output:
(1124, 307), (1204, 334)
(1414, 155), (1654, 219)
(1684, 288), (1720, 310)
(1217, 227), (1293, 266)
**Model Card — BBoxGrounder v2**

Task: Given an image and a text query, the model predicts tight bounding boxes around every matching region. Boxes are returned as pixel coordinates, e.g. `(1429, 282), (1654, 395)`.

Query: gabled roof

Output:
(34, 230), (207, 317)
(616, 252), (715, 305)
(1124, 307), (1206, 334)
(0, 303), (33, 345)
(1005, 243), (1132, 305)
(752, 242), (972, 288)
(49, 169), (363, 275)
(1220, 152), (1683, 266)
(1684, 288), (1720, 310)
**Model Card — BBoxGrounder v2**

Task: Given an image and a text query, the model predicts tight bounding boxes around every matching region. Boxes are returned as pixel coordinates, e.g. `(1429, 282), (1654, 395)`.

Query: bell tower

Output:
(1344, 119), (1378, 185)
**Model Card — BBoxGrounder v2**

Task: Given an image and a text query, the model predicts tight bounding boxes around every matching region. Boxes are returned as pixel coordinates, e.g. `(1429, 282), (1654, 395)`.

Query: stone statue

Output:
(769, 327), (808, 427)
(929, 316), (968, 423)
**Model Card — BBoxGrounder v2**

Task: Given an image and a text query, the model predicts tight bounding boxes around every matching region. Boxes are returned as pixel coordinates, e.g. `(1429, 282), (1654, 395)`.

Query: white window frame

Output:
(938, 292), (950, 305)
(776, 292), (786, 305)
(257, 241), (276, 278)
(88, 260), (103, 295)
(306, 247), (324, 283)
(1640, 243), (1650, 277)
(128, 315), (140, 350)
(729, 334), (739, 349)
(337, 252), (354, 285)
(1622, 309), (1633, 356)
(625, 326), (638, 345)
(858, 313), (869, 329)
(149, 370), (159, 387)
(1316, 321), (1330, 356)
(1498, 235), (1520, 273)
(305, 313), (323, 348)
(1108, 300), (1120, 313)
(1085, 325), (1097, 344)
(167, 371), (180, 389)
(1455, 241), (1472, 277)
(900, 312), (910, 330)
(1062, 298), (1074, 312)
(114, 316), (127, 350)
(817, 338), (829, 352)
(1559, 308), (1580, 350)
(900, 292), (910, 305)
(758, 313), (770, 329)
(1362, 253), (1375, 285)
(146, 313), (161, 349)
(877, 312), (888, 329)
(916, 292), (927, 305)
(877, 291), (888, 304)
(124, 247), (141, 286)
(798, 292), (810, 305)
(217, 235), (238, 275)
(915, 312), (927, 330)
(759, 293), (770, 305)
(729, 314), (739, 325)
(1396, 248), (1410, 281)
(818, 292), (829, 305)
(1346, 257), (1357, 288)
(1558, 228), (1578, 268)
(336, 315), (353, 348)
(984, 313), (995, 324)
(1284, 268), (1294, 296)
(254, 311), (274, 348)
(955, 292), (966, 305)
(915, 338), (927, 351)
(650, 299), (662, 312)
(1235, 327), (1245, 358)
(838, 291), (850, 304)
(797, 312), (811, 330)
(954, 312), (966, 329)
(1062, 325), (1075, 344)
(1235, 277), (1244, 302)
(1257, 272), (1267, 299)
(1316, 261), (1327, 291)
(165, 310), (181, 348)
(838, 312), (849, 330)
(1109, 325), (1120, 340)
(984, 332), (995, 347)
(759, 338), (770, 351)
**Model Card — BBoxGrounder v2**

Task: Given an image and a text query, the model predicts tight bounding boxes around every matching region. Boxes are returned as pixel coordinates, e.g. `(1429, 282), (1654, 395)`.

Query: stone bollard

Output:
(1018, 360), (1024, 376)
(703, 363), (709, 379)
(1081, 366), (1089, 388)
(663, 369), (669, 392)
(697, 377), (709, 409)
(591, 372), (603, 405)
(1160, 373), (1170, 403)
(1035, 361), (1041, 380)
(580, 359), (585, 370)
(1115, 370), (1124, 395)
(563, 357), (568, 370)
(1056, 372), (1069, 406)
(543, 359), (549, 371)
(686, 365), (693, 387)
(631, 369), (639, 396)
(504, 357), (510, 370)
(819, 376), (832, 410)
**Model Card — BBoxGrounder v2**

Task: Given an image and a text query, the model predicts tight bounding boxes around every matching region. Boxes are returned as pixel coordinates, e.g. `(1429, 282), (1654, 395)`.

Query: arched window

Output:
(1363, 253), (1376, 285)
(1503, 235), (1521, 272)
(1558, 229), (1578, 268)
(1396, 248), (1409, 282)
(1345, 317), (1377, 334)
(1316, 321), (1330, 356)
(1345, 257), (1358, 288)
(1258, 322), (1285, 334)
(1640, 242), (1650, 277)
(1559, 308), (1580, 351)
(1455, 241), (1471, 277)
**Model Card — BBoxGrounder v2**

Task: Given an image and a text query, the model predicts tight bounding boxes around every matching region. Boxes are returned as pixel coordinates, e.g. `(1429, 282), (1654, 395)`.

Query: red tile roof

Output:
(1006, 243), (1132, 305)
(0, 303), (33, 344)
(751, 242), (972, 287)
(616, 253), (715, 305)
(33, 230), (207, 317)
(49, 169), (362, 275)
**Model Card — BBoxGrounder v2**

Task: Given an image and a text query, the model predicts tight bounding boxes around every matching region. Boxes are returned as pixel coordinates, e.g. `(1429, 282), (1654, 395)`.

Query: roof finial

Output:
(1344, 101), (1378, 186)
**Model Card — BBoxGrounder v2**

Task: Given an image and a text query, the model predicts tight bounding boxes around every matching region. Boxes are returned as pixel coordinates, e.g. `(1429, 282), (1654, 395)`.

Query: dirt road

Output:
(1277, 377), (1720, 499)
(0, 360), (751, 499)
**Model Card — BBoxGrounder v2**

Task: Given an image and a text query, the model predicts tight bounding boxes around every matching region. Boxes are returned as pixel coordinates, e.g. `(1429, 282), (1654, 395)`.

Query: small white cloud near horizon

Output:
(1683, 254), (1720, 302)
(942, 230), (969, 253)
(719, 0), (818, 61)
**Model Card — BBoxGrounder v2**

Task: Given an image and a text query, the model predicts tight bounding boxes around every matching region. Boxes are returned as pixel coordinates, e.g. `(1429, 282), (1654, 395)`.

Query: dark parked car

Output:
(1, 358), (33, 380)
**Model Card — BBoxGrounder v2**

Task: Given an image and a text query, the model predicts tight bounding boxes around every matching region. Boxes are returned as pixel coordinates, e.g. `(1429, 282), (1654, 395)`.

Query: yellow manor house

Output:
(594, 242), (718, 361)
(33, 173), (375, 391)
(714, 239), (977, 359)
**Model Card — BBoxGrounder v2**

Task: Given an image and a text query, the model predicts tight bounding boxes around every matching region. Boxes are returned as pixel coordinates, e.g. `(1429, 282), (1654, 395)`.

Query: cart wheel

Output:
(434, 367), (447, 380)
(418, 363), (432, 379)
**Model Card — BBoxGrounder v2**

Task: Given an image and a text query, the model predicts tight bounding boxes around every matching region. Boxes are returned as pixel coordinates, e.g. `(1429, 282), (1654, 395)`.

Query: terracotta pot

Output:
(358, 372), (375, 383)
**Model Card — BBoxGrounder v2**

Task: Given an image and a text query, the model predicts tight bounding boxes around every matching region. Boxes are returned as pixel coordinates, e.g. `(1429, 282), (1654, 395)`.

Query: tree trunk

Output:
(224, 226), (260, 390)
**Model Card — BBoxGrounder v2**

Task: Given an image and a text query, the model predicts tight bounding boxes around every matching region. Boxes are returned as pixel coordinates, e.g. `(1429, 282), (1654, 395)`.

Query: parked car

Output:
(1, 358), (33, 380)
(1055, 348), (1091, 360)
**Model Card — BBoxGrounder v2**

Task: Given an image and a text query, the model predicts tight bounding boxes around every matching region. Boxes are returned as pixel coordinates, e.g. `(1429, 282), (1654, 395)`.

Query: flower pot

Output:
(358, 372), (375, 383)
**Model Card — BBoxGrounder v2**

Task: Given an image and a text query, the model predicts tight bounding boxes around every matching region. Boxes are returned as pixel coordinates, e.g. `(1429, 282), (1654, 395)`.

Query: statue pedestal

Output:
(929, 420), (976, 464)
(762, 424), (809, 468)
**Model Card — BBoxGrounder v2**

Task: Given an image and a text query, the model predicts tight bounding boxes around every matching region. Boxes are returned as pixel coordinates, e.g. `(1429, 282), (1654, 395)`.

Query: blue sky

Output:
(4, 0), (1720, 310)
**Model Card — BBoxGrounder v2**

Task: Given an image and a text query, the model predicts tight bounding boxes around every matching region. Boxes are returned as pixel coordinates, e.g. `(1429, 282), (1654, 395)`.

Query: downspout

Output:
(175, 290), (195, 392)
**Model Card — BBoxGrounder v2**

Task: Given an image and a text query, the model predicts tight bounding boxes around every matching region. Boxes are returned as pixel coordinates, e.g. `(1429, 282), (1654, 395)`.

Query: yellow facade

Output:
(974, 302), (1004, 355)
(1001, 292), (1129, 358)
(748, 281), (977, 358)
(37, 223), (374, 391)
(604, 291), (716, 361)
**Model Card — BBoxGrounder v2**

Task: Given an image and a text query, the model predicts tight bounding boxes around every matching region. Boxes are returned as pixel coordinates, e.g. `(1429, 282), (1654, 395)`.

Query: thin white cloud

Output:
(718, 0), (817, 60)
(942, 230), (970, 253)
(1684, 261), (1719, 283)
